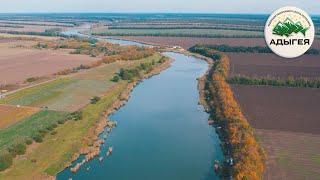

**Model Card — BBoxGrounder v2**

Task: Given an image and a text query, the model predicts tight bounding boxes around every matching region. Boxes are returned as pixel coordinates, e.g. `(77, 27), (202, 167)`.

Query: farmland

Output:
(0, 12), (319, 179)
(113, 36), (320, 49)
(190, 44), (320, 179)
(93, 28), (264, 38)
(228, 53), (320, 78)
(231, 85), (320, 134)
(0, 83), (128, 179)
(0, 110), (69, 150)
(0, 37), (98, 85)
(0, 104), (39, 129)
(0, 54), (163, 112)
(0, 36), (167, 177)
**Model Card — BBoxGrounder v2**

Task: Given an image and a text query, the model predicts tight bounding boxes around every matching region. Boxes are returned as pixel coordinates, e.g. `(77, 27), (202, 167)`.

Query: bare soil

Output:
(228, 53), (320, 79)
(0, 46), (97, 85)
(231, 85), (320, 135)
(256, 129), (320, 180)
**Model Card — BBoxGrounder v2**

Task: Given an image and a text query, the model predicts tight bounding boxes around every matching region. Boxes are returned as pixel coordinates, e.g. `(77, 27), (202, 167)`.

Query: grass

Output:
(311, 155), (320, 165)
(0, 54), (163, 112)
(0, 78), (75, 107)
(0, 104), (39, 129)
(92, 28), (263, 37)
(0, 53), (165, 178)
(0, 110), (68, 149)
(0, 82), (128, 179)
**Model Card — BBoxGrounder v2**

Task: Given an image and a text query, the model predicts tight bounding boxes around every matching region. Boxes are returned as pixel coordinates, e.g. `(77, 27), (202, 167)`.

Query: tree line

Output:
(112, 57), (167, 82)
(227, 75), (320, 88)
(191, 45), (266, 179)
(93, 32), (264, 38)
(192, 44), (320, 55)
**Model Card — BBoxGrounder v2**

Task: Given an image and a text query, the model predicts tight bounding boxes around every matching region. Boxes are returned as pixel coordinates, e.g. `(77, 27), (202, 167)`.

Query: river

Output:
(57, 31), (223, 180)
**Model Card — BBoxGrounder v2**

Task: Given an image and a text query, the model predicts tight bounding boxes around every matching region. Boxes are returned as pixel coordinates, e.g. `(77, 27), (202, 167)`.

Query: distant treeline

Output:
(228, 75), (320, 88)
(194, 44), (320, 55)
(0, 24), (24, 28)
(0, 21), (74, 27)
(189, 45), (222, 60)
(109, 26), (264, 32)
(0, 29), (69, 38)
(93, 32), (264, 38)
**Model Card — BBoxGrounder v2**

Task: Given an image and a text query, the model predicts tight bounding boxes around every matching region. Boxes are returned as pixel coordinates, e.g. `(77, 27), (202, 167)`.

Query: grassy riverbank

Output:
(0, 52), (169, 179)
(190, 45), (265, 179)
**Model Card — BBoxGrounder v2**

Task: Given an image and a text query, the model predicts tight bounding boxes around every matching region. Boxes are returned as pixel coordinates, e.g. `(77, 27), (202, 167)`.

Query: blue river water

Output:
(57, 51), (223, 180)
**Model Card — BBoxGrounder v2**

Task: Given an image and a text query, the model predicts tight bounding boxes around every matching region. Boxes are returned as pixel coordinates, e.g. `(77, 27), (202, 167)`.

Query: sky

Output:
(0, 0), (319, 14)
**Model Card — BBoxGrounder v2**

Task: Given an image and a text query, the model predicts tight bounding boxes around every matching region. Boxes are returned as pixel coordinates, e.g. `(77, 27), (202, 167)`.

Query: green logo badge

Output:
(273, 18), (309, 37)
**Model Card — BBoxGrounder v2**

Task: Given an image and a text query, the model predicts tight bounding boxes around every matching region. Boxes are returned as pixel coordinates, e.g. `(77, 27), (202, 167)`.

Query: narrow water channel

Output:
(57, 51), (223, 180)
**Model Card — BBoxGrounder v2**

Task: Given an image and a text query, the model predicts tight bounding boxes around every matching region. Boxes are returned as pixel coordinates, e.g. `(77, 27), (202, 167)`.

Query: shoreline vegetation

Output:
(0, 55), (170, 178)
(191, 44), (320, 55)
(0, 35), (171, 178)
(65, 56), (172, 175)
(190, 45), (266, 179)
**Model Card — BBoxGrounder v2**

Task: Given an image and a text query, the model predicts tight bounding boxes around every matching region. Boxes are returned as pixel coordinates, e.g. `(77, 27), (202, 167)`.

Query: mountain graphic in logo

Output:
(272, 18), (309, 37)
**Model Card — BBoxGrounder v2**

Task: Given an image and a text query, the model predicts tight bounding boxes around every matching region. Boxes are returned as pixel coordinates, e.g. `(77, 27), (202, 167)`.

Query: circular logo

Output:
(265, 6), (315, 58)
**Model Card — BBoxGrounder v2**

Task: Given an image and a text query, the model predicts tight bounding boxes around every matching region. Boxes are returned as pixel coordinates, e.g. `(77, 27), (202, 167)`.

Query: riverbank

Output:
(0, 53), (170, 179)
(60, 56), (172, 174)
(58, 51), (223, 180)
(191, 46), (266, 179)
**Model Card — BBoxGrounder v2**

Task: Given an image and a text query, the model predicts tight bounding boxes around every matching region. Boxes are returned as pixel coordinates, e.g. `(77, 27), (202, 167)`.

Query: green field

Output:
(0, 54), (163, 112)
(0, 110), (68, 149)
(92, 28), (264, 38)
(0, 82), (128, 179)
(0, 53), (166, 178)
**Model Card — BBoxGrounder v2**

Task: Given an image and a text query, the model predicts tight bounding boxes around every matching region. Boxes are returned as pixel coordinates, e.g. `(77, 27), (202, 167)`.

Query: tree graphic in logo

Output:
(272, 18), (309, 37)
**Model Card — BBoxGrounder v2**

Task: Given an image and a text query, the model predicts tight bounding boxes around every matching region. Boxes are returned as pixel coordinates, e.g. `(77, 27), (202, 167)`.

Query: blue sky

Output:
(0, 0), (319, 14)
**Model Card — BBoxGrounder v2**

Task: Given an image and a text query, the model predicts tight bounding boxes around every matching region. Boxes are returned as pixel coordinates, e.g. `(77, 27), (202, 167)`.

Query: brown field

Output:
(115, 36), (320, 50)
(231, 85), (320, 134)
(0, 40), (98, 85)
(0, 104), (39, 129)
(256, 129), (320, 180)
(231, 85), (320, 179)
(228, 53), (320, 78)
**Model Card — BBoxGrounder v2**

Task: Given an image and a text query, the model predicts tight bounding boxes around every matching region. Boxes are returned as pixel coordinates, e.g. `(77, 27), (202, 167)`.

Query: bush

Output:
(0, 151), (13, 171)
(90, 96), (101, 104)
(25, 77), (39, 83)
(38, 129), (48, 136)
(46, 126), (54, 131)
(111, 75), (120, 82)
(51, 131), (57, 135)
(25, 139), (33, 145)
(52, 123), (58, 128)
(58, 119), (66, 124)
(8, 143), (26, 156)
(33, 134), (43, 143)
(69, 111), (83, 121)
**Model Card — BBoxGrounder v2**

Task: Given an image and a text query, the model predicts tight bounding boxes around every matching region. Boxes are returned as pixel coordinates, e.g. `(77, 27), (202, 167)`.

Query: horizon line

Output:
(0, 12), (319, 16)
